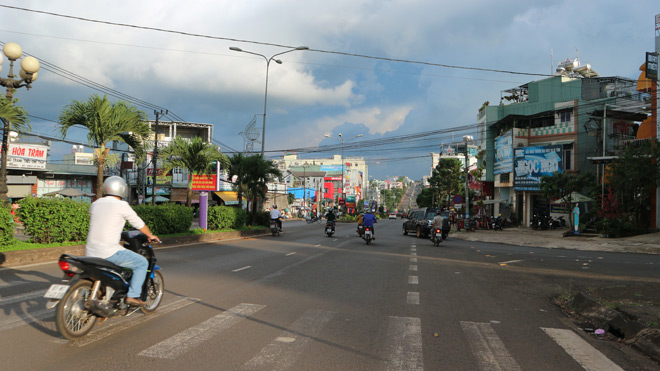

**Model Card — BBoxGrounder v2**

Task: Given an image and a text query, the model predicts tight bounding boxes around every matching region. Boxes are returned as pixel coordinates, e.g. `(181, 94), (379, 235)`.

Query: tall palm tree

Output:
(0, 97), (30, 202)
(244, 154), (283, 217)
(58, 95), (150, 198)
(159, 136), (229, 207)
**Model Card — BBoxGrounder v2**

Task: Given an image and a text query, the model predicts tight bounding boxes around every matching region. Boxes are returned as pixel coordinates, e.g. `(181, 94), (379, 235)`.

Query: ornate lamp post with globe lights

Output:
(0, 42), (40, 202)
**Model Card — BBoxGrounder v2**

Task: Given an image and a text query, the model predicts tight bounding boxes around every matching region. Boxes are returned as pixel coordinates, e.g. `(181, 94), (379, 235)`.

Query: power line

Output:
(0, 4), (551, 78)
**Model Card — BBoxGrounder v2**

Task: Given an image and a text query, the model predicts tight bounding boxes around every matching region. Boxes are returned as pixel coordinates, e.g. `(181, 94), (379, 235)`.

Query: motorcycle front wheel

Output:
(55, 279), (97, 340)
(142, 270), (165, 314)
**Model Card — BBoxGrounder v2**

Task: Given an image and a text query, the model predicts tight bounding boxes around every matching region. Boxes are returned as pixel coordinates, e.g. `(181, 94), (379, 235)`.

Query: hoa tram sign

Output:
(0, 143), (48, 169)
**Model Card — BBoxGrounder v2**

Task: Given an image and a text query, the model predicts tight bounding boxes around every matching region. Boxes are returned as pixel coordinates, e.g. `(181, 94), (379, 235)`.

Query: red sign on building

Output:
(191, 174), (217, 191)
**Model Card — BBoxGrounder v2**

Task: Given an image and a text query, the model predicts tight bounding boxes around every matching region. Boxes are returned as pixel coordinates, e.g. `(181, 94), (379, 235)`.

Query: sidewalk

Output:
(449, 226), (660, 255)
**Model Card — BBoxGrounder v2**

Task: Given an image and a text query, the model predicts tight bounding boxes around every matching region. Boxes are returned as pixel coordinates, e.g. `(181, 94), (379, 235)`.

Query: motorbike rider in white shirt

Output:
(270, 204), (283, 231)
(86, 176), (160, 307)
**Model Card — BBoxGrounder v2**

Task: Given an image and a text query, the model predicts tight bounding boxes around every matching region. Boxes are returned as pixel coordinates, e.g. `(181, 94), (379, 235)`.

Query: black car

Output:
(402, 208), (437, 238)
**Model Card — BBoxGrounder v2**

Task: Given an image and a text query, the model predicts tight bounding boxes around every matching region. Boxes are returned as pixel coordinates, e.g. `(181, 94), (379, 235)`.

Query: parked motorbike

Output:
(363, 226), (373, 245)
(548, 215), (560, 230)
(325, 221), (335, 237)
(431, 227), (443, 246)
(44, 231), (164, 340)
(491, 215), (503, 231)
(531, 213), (547, 230)
(270, 219), (281, 236)
(557, 216), (567, 228)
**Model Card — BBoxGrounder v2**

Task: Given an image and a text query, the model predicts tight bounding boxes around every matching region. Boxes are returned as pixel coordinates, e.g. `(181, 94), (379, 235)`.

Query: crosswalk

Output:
(0, 291), (627, 370)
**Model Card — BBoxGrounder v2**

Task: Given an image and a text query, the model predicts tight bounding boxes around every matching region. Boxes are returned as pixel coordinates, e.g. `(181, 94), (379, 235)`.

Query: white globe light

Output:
(3, 42), (23, 60)
(20, 70), (38, 82)
(21, 56), (40, 73)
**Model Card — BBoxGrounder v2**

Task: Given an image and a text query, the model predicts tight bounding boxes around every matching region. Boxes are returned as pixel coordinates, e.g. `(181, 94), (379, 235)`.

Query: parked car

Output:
(402, 208), (438, 238)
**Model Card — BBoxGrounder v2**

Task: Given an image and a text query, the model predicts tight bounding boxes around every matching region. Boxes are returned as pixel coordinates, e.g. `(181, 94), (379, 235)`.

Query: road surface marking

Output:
(232, 266), (252, 272)
(384, 316), (423, 371)
(498, 260), (523, 266)
(410, 257), (417, 263)
(0, 280), (31, 289)
(0, 289), (47, 306)
(541, 328), (624, 371)
(409, 276), (418, 285)
(407, 292), (420, 305)
(0, 307), (53, 332)
(411, 252), (417, 256)
(460, 321), (521, 371)
(243, 309), (335, 370)
(411, 248), (417, 252)
(285, 252), (296, 256)
(139, 302), (265, 359)
(73, 297), (199, 347)
(409, 265), (417, 271)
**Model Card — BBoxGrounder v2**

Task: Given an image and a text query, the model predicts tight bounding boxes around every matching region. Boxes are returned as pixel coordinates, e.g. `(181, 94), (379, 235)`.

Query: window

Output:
(563, 144), (573, 170)
(559, 110), (572, 123)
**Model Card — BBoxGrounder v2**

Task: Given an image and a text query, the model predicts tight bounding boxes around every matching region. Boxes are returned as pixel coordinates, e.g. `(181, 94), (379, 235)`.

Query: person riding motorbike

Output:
(270, 205), (283, 231)
(362, 210), (377, 240)
(356, 212), (364, 236)
(85, 176), (160, 307)
(325, 208), (336, 223)
(431, 208), (445, 241)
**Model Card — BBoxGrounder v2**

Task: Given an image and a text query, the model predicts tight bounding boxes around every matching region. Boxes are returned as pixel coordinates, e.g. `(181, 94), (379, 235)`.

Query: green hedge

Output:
(133, 203), (193, 235)
(0, 204), (14, 245)
(18, 197), (90, 244)
(207, 206), (247, 230)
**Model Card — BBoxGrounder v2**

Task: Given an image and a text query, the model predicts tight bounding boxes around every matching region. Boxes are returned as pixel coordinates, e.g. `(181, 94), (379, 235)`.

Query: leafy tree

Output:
(539, 171), (592, 226)
(160, 136), (229, 207)
(58, 95), (150, 198)
(416, 187), (434, 207)
(428, 158), (463, 207)
(287, 192), (296, 205)
(0, 97), (30, 201)
(606, 139), (660, 228)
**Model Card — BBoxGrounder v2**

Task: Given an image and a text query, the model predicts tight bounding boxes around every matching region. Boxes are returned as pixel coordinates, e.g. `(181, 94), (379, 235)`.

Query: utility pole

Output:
(151, 109), (167, 206)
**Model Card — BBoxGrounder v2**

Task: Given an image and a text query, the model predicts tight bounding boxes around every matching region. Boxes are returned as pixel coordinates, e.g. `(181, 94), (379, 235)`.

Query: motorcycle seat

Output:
(63, 254), (124, 272)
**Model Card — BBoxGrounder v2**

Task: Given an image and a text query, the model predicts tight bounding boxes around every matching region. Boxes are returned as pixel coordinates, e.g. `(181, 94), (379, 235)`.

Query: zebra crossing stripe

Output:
(384, 316), (423, 371)
(139, 302), (265, 359)
(460, 321), (521, 371)
(541, 328), (624, 371)
(243, 309), (336, 370)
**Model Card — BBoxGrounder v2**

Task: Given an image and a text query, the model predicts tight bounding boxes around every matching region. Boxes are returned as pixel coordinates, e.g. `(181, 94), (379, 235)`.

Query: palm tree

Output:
(58, 95), (150, 198)
(244, 154), (283, 217)
(227, 153), (249, 209)
(0, 97), (30, 202)
(159, 136), (229, 207)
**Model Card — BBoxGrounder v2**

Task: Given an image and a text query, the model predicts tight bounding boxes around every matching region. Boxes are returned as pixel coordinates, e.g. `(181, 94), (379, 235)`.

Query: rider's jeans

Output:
(106, 249), (148, 298)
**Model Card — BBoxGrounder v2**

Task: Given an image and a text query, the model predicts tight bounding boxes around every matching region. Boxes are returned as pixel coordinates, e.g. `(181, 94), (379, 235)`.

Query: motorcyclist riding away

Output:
(270, 205), (283, 231)
(362, 210), (377, 239)
(86, 176), (160, 307)
(356, 212), (364, 235)
(325, 208), (336, 223)
(431, 208), (445, 239)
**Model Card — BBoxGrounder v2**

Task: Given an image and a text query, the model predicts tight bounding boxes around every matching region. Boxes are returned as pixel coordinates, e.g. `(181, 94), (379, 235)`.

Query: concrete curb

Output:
(0, 229), (268, 268)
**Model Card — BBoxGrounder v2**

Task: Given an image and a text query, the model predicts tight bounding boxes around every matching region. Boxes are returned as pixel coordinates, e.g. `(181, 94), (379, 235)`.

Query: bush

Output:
(596, 217), (645, 238)
(0, 204), (14, 245)
(207, 206), (247, 230)
(133, 203), (193, 235)
(18, 197), (90, 244)
(247, 211), (270, 226)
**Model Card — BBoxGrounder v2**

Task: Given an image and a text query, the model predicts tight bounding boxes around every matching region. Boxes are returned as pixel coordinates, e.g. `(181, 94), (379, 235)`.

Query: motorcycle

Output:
(325, 221), (335, 237)
(306, 215), (321, 224)
(357, 224), (365, 237)
(431, 227), (443, 246)
(557, 216), (567, 228)
(531, 213), (546, 230)
(548, 215), (560, 230)
(491, 216), (502, 231)
(270, 219), (281, 236)
(363, 226), (373, 245)
(44, 231), (164, 340)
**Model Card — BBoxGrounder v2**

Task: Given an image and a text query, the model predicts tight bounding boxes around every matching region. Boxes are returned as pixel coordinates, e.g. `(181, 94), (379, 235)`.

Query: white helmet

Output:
(103, 176), (128, 200)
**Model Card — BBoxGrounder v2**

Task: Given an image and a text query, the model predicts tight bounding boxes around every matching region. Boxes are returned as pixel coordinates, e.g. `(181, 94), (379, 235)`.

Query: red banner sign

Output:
(191, 174), (217, 191)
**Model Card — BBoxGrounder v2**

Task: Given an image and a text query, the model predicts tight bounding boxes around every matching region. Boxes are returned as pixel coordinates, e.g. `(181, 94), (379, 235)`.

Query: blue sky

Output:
(0, 1), (657, 179)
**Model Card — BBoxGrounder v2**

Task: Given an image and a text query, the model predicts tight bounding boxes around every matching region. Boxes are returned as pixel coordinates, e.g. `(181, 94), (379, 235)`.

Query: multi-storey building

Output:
(478, 59), (648, 226)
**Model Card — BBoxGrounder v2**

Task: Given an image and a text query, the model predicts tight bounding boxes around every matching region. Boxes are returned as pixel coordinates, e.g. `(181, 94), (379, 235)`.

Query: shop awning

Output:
(214, 191), (239, 205)
(481, 199), (508, 205)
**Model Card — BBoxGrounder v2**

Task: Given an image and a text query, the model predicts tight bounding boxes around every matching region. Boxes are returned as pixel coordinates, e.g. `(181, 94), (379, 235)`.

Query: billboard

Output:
(494, 130), (513, 175)
(320, 165), (343, 172)
(0, 143), (48, 170)
(513, 145), (562, 191)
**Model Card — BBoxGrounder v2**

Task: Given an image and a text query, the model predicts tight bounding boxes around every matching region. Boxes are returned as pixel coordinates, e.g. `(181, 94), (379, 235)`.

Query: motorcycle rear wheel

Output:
(56, 279), (97, 340)
(141, 270), (164, 314)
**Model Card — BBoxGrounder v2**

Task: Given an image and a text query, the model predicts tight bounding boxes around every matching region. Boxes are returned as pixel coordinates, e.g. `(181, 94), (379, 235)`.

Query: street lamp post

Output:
(323, 133), (362, 209)
(0, 42), (40, 203)
(462, 135), (473, 225)
(302, 162), (309, 217)
(229, 46), (308, 156)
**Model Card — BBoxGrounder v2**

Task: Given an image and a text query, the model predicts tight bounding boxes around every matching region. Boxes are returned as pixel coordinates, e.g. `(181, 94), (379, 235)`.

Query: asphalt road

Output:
(1, 219), (658, 370)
